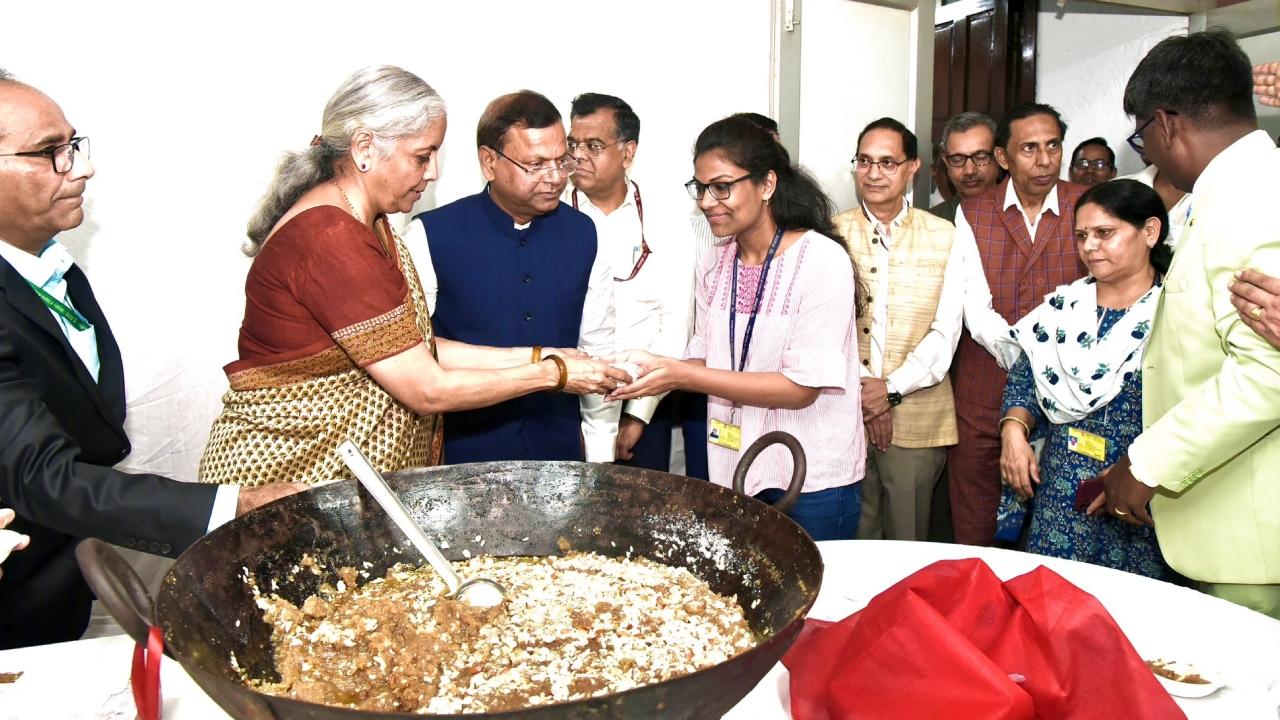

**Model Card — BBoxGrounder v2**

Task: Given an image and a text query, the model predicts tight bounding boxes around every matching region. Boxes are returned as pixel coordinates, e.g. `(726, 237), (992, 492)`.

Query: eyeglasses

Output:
(1126, 112), (1176, 154)
(567, 138), (624, 158)
(852, 156), (907, 174)
(685, 173), (759, 201)
(491, 147), (578, 179)
(0, 136), (90, 174)
(1070, 158), (1114, 171)
(943, 151), (994, 169)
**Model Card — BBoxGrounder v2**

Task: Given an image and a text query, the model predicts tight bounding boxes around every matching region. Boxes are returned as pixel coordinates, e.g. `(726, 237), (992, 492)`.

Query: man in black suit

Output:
(0, 73), (298, 648)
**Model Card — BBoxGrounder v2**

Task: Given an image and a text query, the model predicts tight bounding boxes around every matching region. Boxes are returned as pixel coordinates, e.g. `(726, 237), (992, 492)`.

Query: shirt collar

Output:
(861, 198), (910, 238)
(0, 238), (73, 290)
(480, 184), (560, 236)
(570, 178), (636, 216)
(1193, 129), (1274, 196)
(1002, 179), (1059, 219)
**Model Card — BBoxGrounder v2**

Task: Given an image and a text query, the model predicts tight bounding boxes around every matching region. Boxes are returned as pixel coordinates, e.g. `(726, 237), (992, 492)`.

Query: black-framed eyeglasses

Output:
(490, 146), (578, 179)
(852, 156), (907, 175)
(1070, 158), (1114, 172)
(567, 138), (624, 158)
(943, 151), (994, 169)
(685, 172), (759, 201)
(0, 136), (90, 174)
(1126, 112), (1176, 155)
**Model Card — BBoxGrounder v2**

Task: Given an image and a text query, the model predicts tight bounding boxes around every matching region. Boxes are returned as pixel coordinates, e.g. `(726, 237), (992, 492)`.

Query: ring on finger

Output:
(1113, 507), (1129, 516)
(1251, 306), (1264, 321)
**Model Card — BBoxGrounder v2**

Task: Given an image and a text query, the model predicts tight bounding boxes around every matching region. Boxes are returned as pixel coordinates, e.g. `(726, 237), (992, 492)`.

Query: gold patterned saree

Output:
(198, 211), (441, 487)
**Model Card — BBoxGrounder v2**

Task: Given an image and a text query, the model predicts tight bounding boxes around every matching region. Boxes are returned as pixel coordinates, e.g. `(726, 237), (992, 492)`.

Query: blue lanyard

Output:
(729, 228), (784, 372)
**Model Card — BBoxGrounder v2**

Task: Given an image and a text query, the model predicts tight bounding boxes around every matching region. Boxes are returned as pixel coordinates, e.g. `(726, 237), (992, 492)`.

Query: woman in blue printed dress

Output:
(998, 180), (1177, 580)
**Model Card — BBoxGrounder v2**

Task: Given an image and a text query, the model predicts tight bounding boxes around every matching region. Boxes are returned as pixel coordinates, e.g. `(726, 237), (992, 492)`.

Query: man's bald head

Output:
(0, 79), (95, 252)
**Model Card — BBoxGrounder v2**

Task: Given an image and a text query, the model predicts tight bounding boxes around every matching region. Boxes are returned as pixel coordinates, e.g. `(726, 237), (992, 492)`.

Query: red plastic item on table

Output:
(782, 558), (1185, 720)
(131, 625), (164, 720)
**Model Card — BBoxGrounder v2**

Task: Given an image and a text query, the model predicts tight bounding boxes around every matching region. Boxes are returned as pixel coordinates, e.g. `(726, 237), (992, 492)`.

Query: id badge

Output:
(1067, 426), (1107, 462)
(708, 418), (742, 451)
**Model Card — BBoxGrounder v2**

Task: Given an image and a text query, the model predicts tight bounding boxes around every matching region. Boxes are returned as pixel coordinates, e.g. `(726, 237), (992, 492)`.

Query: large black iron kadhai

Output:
(91, 454), (822, 719)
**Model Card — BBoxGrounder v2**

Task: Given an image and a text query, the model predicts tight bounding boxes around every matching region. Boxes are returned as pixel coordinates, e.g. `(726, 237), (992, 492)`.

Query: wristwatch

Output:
(886, 381), (903, 407)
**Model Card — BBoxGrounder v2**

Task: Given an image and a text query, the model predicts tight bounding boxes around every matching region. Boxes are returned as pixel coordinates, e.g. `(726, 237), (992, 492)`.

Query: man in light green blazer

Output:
(1094, 31), (1280, 619)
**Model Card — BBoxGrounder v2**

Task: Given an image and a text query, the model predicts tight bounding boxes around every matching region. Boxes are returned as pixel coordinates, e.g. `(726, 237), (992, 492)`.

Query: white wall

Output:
(1241, 29), (1280, 141)
(3, 1), (775, 481)
(1036, 2), (1188, 177)
(797, 0), (913, 213)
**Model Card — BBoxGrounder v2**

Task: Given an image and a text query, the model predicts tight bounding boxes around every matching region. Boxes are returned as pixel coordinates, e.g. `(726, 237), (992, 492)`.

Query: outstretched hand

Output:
(605, 349), (682, 402)
(1255, 62), (1280, 107)
(237, 483), (307, 517)
(0, 508), (31, 580)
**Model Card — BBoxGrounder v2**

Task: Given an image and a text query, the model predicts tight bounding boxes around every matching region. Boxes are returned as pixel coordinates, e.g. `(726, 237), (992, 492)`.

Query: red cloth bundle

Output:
(783, 558), (1184, 719)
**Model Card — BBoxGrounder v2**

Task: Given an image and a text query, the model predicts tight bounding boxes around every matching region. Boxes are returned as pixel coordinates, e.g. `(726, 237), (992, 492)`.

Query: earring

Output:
(359, 162), (369, 172)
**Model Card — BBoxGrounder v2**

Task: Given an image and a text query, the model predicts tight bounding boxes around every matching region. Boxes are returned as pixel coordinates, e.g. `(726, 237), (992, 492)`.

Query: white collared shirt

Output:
(0, 239), (100, 381)
(856, 202), (964, 397)
(570, 180), (696, 461)
(951, 183), (1065, 371)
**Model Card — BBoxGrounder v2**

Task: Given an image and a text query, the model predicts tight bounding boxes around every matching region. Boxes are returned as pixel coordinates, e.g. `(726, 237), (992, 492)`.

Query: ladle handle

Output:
(732, 430), (807, 513)
(74, 538), (157, 647)
(338, 440), (461, 594)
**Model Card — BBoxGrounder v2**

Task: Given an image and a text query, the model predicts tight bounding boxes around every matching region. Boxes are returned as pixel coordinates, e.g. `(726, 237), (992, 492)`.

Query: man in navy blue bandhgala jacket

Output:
(407, 90), (614, 463)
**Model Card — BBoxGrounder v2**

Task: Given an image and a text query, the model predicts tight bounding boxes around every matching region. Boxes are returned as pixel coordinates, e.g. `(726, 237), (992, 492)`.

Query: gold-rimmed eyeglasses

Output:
(491, 147), (578, 179)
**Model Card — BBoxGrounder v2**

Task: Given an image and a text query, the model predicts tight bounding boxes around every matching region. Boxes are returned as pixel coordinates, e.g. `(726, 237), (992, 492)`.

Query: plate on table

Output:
(1146, 658), (1224, 698)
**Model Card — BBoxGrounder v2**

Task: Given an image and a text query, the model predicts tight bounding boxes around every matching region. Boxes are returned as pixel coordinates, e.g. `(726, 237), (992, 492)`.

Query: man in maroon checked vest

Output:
(949, 104), (1087, 546)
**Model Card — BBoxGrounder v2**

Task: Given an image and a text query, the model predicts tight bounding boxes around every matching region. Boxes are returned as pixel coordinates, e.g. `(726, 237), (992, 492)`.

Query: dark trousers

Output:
(755, 484), (863, 541)
(673, 391), (709, 480)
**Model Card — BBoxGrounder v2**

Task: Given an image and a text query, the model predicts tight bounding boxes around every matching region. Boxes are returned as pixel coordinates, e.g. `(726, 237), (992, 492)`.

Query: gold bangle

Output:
(543, 354), (568, 392)
(999, 415), (1032, 438)
(531, 345), (542, 364)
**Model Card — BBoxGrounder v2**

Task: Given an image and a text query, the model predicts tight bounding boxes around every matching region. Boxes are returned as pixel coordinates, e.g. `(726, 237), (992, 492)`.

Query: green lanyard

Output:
(25, 280), (90, 331)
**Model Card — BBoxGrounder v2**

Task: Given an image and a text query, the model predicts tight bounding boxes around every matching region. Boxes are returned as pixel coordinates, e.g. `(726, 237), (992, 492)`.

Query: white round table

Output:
(1, 541), (1277, 719)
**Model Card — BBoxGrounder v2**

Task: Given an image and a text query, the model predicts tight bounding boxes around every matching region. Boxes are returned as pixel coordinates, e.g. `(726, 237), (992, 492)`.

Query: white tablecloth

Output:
(2, 540), (1278, 719)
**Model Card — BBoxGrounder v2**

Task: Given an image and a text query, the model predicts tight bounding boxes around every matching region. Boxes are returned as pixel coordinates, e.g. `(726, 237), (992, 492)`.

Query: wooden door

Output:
(932, 0), (1038, 141)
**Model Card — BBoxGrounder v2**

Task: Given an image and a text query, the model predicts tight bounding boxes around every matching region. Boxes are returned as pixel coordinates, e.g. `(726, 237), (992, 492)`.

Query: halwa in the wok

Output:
(248, 551), (758, 714)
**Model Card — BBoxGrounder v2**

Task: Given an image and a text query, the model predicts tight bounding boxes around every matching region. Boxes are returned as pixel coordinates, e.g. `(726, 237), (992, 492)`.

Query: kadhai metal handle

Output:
(75, 537), (157, 647)
(732, 430), (807, 513)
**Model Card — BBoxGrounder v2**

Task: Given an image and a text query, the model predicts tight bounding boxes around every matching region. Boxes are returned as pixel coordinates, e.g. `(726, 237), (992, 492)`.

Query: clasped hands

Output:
(539, 347), (634, 396)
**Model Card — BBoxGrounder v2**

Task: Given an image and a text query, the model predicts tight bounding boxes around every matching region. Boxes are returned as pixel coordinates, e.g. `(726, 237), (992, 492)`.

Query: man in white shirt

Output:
(565, 93), (694, 468)
(835, 118), (960, 541)
(1098, 30), (1280, 618)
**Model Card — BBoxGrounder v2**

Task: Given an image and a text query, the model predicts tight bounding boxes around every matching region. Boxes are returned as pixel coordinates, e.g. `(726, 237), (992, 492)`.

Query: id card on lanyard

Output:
(710, 228), (784, 451)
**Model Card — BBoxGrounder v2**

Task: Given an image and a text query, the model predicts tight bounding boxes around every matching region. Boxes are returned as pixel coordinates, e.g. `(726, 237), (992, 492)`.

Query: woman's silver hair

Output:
(244, 65), (446, 255)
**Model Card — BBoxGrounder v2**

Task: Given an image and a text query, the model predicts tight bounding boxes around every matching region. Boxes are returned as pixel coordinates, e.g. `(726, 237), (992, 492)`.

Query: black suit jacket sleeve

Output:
(0, 321), (217, 558)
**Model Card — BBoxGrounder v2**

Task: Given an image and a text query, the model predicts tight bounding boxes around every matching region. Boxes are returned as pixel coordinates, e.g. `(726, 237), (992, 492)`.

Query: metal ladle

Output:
(337, 440), (506, 608)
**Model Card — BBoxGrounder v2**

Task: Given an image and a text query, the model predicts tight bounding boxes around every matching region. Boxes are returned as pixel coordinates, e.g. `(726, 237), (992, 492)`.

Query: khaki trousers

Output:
(857, 444), (947, 541)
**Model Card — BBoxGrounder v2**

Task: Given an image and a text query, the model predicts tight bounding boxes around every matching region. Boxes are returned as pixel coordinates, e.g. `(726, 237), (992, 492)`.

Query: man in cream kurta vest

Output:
(837, 118), (961, 541)
(1101, 31), (1280, 619)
